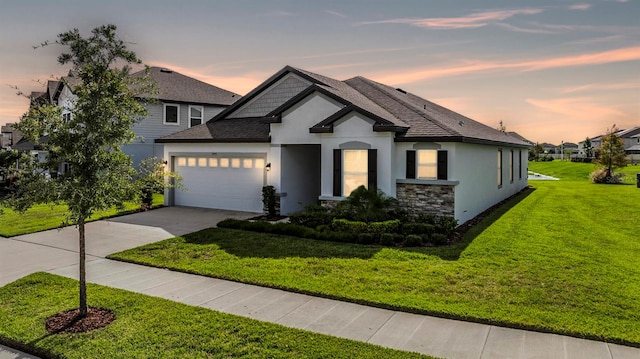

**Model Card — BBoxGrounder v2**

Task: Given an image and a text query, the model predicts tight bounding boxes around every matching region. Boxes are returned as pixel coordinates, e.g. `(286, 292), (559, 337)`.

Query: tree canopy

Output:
(4, 24), (154, 316)
(597, 125), (627, 176)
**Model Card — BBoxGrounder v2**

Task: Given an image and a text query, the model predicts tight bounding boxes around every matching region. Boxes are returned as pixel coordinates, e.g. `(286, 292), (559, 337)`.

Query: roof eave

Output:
(396, 135), (531, 148)
(156, 137), (270, 144)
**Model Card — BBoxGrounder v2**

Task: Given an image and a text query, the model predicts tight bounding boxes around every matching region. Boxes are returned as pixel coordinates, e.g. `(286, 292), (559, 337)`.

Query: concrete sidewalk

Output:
(1, 207), (639, 358)
(46, 259), (639, 359)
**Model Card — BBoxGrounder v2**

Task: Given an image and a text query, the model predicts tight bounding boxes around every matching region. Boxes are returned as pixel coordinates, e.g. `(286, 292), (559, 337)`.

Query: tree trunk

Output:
(79, 218), (87, 317)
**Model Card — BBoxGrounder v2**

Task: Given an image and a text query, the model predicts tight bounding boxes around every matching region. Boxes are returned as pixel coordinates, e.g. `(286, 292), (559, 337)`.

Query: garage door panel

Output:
(174, 156), (265, 212)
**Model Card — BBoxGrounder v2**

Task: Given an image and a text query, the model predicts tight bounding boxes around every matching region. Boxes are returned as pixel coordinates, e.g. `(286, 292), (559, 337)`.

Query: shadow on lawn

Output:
(429, 186), (537, 261)
(184, 187), (536, 261)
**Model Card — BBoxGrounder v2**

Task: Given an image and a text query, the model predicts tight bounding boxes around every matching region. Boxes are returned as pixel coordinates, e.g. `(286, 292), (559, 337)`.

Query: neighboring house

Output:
(157, 66), (530, 225)
(578, 126), (640, 158)
(51, 67), (239, 166)
(1, 123), (22, 149)
(541, 143), (557, 153)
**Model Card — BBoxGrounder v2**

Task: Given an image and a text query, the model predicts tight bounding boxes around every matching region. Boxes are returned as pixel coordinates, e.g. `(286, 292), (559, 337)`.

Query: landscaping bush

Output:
(262, 185), (277, 217)
(404, 234), (423, 247)
(367, 219), (401, 235)
(217, 218), (245, 229)
(331, 218), (368, 234)
(379, 233), (396, 246)
(435, 216), (458, 237)
(430, 233), (449, 246)
(590, 168), (624, 184)
(357, 233), (376, 245)
(289, 204), (333, 228)
(402, 222), (435, 236)
(333, 185), (404, 222)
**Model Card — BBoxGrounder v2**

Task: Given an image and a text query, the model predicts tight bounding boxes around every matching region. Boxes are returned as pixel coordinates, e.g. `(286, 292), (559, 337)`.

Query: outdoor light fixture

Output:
(265, 163), (271, 171)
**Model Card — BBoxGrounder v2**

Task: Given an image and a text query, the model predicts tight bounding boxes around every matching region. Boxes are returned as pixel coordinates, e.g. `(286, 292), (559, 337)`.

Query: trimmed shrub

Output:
(357, 233), (376, 245)
(435, 216), (458, 237)
(217, 218), (244, 229)
(431, 233), (449, 246)
(404, 234), (423, 247)
(289, 204), (333, 228)
(367, 219), (401, 235)
(379, 233), (396, 246)
(332, 218), (368, 234)
(392, 233), (405, 244)
(402, 222), (435, 236)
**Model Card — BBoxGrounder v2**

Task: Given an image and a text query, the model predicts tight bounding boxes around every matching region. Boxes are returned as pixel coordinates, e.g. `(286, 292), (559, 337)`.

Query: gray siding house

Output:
(21, 67), (239, 168)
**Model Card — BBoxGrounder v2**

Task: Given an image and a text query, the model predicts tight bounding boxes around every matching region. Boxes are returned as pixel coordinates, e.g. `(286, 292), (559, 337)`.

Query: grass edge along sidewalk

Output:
(109, 178), (640, 347)
(0, 273), (433, 359)
(0, 193), (164, 237)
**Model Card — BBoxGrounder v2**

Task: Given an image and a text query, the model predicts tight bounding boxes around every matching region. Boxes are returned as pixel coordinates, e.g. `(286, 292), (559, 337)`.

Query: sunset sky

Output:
(0, 0), (638, 144)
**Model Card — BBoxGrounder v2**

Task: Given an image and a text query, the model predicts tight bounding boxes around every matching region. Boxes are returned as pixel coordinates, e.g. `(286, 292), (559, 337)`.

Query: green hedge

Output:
(217, 218), (451, 247)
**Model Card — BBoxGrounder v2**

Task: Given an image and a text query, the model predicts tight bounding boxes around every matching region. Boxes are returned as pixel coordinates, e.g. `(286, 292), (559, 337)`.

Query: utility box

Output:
(637, 173), (640, 188)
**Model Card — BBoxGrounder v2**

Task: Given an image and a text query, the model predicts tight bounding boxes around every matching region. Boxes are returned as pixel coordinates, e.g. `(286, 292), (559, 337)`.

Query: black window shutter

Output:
(437, 150), (448, 180)
(333, 149), (342, 196)
(368, 149), (377, 190)
(406, 150), (416, 179)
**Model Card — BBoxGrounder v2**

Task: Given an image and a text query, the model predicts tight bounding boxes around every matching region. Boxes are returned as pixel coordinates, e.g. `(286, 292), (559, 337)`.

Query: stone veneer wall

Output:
(396, 183), (455, 218)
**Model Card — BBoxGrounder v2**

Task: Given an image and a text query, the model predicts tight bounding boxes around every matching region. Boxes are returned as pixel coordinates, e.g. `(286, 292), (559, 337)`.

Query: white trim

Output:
(188, 105), (204, 128)
(163, 103), (180, 125)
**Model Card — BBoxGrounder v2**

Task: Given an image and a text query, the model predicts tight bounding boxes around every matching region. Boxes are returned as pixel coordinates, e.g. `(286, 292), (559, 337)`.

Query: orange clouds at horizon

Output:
(369, 46), (640, 85)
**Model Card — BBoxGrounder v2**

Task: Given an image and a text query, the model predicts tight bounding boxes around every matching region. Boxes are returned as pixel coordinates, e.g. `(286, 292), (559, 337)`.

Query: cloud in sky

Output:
(360, 8), (543, 29)
(325, 10), (347, 18)
(568, 4), (592, 10)
(556, 81), (639, 94)
(370, 46), (640, 85)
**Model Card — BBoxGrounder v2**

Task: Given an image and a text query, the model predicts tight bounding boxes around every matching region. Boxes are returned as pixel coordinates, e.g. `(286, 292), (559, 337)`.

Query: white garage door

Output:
(174, 155), (265, 212)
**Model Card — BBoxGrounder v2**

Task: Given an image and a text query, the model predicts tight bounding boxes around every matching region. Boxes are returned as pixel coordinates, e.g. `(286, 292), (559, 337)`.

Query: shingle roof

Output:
(345, 76), (529, 146)
(159, 66), (530, 147)
(156, 118), (269, 143)
(131, 67), (239, 106)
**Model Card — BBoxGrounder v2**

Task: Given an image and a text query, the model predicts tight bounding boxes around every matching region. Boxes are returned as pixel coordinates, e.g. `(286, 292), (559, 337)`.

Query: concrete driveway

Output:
(0, 206), (256, 286)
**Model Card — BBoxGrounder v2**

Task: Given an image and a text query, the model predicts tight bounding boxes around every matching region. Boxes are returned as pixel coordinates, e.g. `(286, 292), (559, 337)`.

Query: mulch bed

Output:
(45, 307), (115, 334)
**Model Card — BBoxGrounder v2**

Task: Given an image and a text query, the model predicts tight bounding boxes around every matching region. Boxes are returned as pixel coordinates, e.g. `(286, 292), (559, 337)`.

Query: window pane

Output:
(343, 150), (367, 172)
(190, 118), (201, 127)
(209, 158), (218, 167)
(344, 174), (368, 196)
(231, 158), (241, 168)
(190, 107), (202, 118)
(418, 165), (437, 179)
(255, 158), (265, 168)
(220, 158), (229, 167)
(187, 157), (196, 167)
(198, 158), (207, 167)
(177, 157), (186, 167)
(243, 159), (253, 168)
(165, 105), (178, 123)
(417, 150), (437, 165)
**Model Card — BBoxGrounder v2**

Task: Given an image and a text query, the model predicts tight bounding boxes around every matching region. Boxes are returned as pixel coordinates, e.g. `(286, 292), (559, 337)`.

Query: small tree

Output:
(532, 142), (544, 161)
(134, 157), (182, 209)
(597, 124), (627, 178)
(582, 137), (593, 158)
(3, 25), (154, 317)
(262, 185), (277, 217)
(496, 120), (507, 133)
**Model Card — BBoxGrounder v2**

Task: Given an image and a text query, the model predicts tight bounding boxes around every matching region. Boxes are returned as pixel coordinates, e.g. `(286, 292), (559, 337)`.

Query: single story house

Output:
(158, 66), (530, 225)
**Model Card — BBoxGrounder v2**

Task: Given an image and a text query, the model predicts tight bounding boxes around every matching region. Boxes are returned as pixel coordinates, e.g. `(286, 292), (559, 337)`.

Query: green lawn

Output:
(529, 160), (640, 184)
(110, 163), (640, 346)
(0, 193), (164, 237)
(0, 273), (429, 359)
